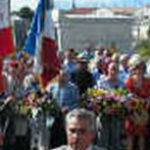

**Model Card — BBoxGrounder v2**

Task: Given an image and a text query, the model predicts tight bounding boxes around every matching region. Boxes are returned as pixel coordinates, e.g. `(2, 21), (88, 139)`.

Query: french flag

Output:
(24, 0), (60, 88)
(0, 0), (14, 57)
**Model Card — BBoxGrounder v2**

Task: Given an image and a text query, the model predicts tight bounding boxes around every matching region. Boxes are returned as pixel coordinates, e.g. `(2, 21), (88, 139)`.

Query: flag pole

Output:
(8, 0), (11, 24)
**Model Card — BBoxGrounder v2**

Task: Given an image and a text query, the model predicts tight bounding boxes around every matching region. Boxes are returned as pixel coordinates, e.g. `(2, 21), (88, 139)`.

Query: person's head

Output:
(84, 42), (92, 52)
(128, 54), (144, 76)
(24, 88), (41, 106)
(8, 60), (20, 75)
(111, 52), (120, 64)
(57, 70), (68, 85)
(95, 59), (103, 70)
(103, 49), (111, 57)
(26, 58), (34, 68)
(76, 57), (88, 71)
(66, 109), (96, 150)
(119, 54), (129, 68)
(107, 62), (119, 78)
(64, 48), (76, 60)
(94, 49), (104, 60)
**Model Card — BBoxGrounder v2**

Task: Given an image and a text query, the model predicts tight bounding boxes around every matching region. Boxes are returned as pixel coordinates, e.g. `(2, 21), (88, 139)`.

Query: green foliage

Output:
(41, 100), (61, 117)
(135, 40), (150, 61)
(18, 7), (34, 20)
(147, 26), (150, 37)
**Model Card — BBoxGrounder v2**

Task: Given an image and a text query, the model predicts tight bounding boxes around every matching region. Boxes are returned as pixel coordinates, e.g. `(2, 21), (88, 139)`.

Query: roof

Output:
(145, 4), (150, 8)
(67, 8), (97, 14)
(67, 7), (137, 15)
(109, 7), (137, 14)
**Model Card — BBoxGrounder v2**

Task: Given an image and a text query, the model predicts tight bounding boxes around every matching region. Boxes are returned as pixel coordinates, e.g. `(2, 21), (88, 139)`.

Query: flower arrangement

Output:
(22, 90), (61, 117)
(86, 88), (128, 117)
(124, 98), (149, 134)
(1, 91), (61, 119)
(123, 98), (149, 150)
(15, 100), (32, 117)
(40, 98), (61, 117)
(85, 87), (149, 136)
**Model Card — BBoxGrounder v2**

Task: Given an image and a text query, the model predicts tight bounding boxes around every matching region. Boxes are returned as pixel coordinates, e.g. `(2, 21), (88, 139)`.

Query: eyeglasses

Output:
(69, 128), (88, 135)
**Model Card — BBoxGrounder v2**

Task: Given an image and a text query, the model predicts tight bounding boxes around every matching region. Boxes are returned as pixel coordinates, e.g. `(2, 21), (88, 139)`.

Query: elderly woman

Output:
(95, 62), (124, 150)
(125, 54), (150, 150)
(96, 62), (124, 90)
(125, 54), (150, 99)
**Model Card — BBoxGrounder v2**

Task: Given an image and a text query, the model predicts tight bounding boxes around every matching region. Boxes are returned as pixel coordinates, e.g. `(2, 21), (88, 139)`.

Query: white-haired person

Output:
(52, 108), (107, 150)
(125, 54), (150, 150)
(125, 54), (150, 99)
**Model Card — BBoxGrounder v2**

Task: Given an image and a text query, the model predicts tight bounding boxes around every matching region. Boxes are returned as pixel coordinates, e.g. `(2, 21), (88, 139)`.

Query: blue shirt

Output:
(95, 75), (124, 90)
(119, 66), (129, 85)
(91, 68), (102, 82)
(47, 82), (79, 110)
(63, 60), (77, 74)
(63, 60), (77, 80)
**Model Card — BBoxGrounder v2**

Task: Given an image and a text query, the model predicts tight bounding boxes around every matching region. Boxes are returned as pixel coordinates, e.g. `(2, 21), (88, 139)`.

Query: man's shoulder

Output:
(51, 145), (107, 150)
(67, 81), (78, 89)
(92, 145), (107, 150)
(51, 145), (68, 150)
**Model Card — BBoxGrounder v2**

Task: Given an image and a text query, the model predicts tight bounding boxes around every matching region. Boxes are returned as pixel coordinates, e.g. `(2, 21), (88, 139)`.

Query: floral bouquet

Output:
(112, 87), (129, 97)
(124, 98), (149, 134)
(80, 88), (107, 108)
(40, 96), (61, 117)
(15, 100), (32, 117)
(86, 88), (128, 117)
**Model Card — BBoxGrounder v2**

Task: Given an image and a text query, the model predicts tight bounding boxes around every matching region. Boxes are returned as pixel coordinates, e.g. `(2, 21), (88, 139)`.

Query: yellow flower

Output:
(87, 88), (93, 96)
(133, 111), (149, 126)
(93, 89), (108, 96)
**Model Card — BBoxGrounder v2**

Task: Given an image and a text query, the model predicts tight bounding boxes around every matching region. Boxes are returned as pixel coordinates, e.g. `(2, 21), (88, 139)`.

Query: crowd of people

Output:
(0, 46), (150, 150)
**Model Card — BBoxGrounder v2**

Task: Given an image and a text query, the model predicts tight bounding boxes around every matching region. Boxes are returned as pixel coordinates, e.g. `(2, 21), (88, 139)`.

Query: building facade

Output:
(53, 6), (150, 52)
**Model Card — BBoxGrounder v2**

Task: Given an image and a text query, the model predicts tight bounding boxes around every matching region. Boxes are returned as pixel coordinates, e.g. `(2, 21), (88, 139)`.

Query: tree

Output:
(135, 40), (150, 61)
(12, 7), (34, 51)
(18, 7), (34, 20)
(147, 26), (150, 41)
(135, 26), (150, 61)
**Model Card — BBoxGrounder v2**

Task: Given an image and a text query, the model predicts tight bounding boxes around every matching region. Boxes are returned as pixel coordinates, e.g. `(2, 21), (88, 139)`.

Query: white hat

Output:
(119, 54), (129, 63)
(128, 54), (143, 70)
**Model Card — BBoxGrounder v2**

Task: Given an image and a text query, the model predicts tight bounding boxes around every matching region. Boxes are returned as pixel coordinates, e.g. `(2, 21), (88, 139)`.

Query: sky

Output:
(11, 0), (39, 11)
(11, 0), (150, 11)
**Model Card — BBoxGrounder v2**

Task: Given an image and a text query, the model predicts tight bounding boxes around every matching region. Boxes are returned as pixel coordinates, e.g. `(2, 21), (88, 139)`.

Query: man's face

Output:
(67, 117), (95, 150)
(78, 62), (88, 71)
(65, 50), (75, 60)
(58, 73), (67, 84)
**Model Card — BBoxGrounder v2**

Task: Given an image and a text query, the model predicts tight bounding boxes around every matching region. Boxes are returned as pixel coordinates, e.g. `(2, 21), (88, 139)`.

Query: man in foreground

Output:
(52, 108), (106, 150)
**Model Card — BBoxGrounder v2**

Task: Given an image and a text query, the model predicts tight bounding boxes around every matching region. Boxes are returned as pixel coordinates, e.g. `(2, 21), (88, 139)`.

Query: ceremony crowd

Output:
(0, 46), (150, 150)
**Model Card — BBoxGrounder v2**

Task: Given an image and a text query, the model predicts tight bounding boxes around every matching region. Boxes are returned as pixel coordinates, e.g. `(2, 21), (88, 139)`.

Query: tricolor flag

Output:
(0, 0), (14, 57)
(24, 0), (60, 88)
